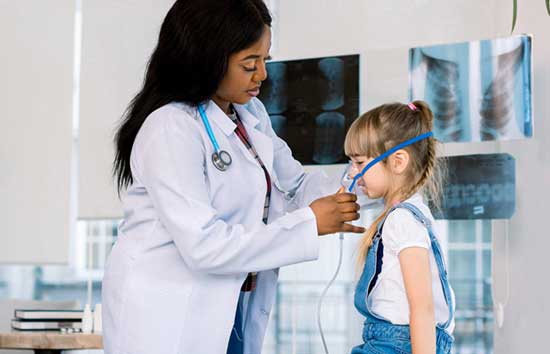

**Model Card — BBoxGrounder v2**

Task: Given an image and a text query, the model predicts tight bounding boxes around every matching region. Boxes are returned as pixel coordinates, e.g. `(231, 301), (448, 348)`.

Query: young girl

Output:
(345, 101), (455, 354)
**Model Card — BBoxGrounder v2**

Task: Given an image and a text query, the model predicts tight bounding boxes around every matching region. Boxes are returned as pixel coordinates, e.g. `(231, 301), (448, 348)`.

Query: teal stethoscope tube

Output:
(198, 104), (220, 152)
(348, 132), (434, 192)
(198, 104), (232, 171)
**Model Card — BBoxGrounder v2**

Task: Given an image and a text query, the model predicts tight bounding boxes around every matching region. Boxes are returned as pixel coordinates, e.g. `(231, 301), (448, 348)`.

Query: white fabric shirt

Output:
(367, 194), (455, 333)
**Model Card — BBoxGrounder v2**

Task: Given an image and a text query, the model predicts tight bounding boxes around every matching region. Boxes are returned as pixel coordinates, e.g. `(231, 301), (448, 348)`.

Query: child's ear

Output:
(389, 149), (409, 175)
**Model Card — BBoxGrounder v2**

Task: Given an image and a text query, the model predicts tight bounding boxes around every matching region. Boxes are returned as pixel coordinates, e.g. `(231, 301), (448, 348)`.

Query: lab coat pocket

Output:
(118, 277), (192, 354)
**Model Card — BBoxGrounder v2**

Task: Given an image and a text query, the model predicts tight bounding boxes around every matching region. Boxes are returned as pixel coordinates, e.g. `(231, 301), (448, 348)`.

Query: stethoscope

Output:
(198, 104), (232, 171)
(197, 103), (295, 198)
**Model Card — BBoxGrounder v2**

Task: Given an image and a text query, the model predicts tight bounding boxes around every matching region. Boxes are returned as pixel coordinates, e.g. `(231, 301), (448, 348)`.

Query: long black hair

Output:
(114, 0), (272, 193)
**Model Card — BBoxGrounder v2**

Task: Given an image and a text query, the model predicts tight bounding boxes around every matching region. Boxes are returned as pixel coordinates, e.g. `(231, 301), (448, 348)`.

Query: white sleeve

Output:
(250, 98), (338, 208)
(381, 209), (430, 254)
(131, 107), (320, 275)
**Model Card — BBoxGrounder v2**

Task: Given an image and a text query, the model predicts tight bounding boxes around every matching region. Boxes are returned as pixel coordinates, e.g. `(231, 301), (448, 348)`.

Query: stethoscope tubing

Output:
(198, 104), (222, 153)
(198, 103), (233, 171)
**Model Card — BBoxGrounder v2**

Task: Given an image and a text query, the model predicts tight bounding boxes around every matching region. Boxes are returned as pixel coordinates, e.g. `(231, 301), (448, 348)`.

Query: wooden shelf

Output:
(0, 331), (102, 351)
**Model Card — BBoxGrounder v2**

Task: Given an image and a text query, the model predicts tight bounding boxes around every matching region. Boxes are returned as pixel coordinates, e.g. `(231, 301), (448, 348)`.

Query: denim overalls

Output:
(351, 202), (455, 354)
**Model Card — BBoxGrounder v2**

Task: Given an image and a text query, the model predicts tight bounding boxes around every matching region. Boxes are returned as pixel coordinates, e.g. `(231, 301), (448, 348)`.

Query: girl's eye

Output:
(243, 66), (256, 72)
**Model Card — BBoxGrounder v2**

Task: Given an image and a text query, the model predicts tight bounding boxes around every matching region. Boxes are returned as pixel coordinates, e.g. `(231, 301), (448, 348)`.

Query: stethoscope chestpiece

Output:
(212, 150), (232, 171)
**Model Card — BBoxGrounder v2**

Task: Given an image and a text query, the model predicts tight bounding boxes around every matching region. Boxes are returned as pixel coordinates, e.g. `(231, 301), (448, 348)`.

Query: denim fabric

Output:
(351, 203), (455, 354)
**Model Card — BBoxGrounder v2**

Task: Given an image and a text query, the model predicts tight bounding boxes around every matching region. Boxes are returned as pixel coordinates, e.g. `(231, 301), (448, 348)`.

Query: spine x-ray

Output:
(430, 154), (516, 220)
(409, 35), (532, 143)
(258, 55), (359, 165)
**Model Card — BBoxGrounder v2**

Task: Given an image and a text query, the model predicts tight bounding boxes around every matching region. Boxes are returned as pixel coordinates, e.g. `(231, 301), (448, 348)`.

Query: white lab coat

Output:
(102, 98), (334, 354)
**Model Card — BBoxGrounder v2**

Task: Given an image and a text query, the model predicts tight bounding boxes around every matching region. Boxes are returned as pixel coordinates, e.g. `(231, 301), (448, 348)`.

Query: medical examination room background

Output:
(1, 0), (549, 354)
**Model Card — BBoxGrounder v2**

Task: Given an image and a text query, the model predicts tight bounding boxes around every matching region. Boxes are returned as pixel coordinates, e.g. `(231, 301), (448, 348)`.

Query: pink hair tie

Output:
(408, 102), (418, 111)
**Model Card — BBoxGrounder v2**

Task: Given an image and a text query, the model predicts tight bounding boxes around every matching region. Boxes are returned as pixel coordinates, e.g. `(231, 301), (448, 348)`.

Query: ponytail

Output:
(404, 100), (441, 204)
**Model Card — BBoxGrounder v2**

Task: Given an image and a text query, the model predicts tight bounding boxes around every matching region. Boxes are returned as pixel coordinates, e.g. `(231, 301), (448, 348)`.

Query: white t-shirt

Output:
(367, 194), (455, 333)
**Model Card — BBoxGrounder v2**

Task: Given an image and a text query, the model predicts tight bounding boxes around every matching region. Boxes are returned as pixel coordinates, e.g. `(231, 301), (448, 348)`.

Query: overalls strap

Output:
(392, 202), (455, 330)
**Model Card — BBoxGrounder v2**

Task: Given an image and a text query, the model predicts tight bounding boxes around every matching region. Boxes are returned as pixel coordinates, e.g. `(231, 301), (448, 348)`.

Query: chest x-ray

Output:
(409, 35), (532, 143)
(258, 55), (359, 165)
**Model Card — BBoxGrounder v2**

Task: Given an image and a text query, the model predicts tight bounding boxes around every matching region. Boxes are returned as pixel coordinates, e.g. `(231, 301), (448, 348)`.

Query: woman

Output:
(103, 1), (364, 353)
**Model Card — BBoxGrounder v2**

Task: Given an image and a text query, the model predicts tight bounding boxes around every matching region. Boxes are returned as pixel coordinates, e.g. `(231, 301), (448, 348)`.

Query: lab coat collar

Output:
(203, 99), (272, 172)
(233, 103), (260, 128)
(233, 103), (273, 175)
(204, 100), (237, 136)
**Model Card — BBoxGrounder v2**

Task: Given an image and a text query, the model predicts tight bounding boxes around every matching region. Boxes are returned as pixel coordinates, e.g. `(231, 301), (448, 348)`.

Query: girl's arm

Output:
(400, 247), (436, 354)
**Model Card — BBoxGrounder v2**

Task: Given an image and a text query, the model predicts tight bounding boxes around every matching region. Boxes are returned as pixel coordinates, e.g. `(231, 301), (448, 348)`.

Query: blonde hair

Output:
(344, 100), (444, 264)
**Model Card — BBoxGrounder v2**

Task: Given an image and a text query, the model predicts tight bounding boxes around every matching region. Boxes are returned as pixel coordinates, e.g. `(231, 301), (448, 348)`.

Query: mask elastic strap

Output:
(348, 132), (434, 192)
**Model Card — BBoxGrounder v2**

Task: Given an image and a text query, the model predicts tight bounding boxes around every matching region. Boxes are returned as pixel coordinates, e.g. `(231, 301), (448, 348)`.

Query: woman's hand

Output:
(309, 187), (366, 236)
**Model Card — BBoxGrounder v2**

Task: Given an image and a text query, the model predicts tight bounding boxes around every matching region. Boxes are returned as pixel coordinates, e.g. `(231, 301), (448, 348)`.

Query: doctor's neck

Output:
(212, 95), (232, 114)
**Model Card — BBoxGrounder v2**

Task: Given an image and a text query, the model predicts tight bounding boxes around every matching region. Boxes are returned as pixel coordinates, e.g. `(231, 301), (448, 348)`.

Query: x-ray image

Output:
(258, 55), (359, 164)
(410, 35), (532, 142)
(430, 154), (516, 220)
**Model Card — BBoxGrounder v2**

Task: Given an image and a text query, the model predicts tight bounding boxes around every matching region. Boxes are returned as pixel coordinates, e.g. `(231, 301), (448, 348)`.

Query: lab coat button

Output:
(260, 309), (270, 316)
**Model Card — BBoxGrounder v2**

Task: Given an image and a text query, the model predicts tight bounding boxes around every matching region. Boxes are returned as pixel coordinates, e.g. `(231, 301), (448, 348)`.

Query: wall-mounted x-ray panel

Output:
(258, 55), (359, 164)
(430, 154), (516, 220)
(410, 35), (532, 142)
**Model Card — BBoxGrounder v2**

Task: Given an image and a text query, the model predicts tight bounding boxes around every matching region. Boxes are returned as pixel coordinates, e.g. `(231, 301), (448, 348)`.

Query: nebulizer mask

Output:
(341, 161), (379, 201)
(339, 162), (381, 211)
(341, 162), (363, 194)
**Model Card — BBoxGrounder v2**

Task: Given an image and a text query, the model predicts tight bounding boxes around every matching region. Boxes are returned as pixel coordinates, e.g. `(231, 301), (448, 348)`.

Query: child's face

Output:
(349, 155), (390, 200)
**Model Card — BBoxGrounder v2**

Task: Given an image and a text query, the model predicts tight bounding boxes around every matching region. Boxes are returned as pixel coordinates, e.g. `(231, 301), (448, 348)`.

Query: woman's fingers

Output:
(340, 212), (360, 222)
(334, 192), (357, 203)
(338, 202), (360, 213)
(341, 223), (366, 234)
(309, 193), (364, 235)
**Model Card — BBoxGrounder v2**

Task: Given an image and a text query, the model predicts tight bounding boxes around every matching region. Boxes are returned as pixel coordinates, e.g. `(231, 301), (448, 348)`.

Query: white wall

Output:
(78, 0), (175, 219)
(490, 0), (550, 352)
(0, 1), (75, 263)
(273, 0), (550, 352)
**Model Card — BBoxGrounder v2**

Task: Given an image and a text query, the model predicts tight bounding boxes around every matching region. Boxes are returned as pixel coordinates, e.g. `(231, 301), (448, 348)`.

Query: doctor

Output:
(103, 1), (365, 353)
